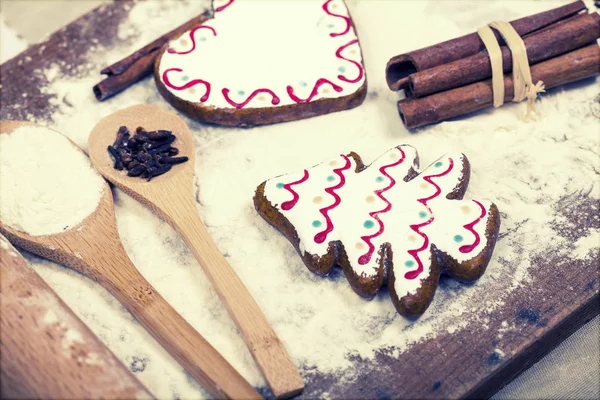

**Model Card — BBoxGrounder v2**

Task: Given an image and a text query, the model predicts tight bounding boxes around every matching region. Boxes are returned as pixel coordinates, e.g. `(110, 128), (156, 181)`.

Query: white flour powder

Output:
(0, 126), (104, 235)
(7, 1), (599, 399)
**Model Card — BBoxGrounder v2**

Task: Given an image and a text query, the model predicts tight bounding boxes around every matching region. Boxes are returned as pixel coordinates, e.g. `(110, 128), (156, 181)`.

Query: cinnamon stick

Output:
(397, 44), (600, 129)
(406, 12), (600, 98)
(94, 11), (211, 101)
(385, 0), (587, 91)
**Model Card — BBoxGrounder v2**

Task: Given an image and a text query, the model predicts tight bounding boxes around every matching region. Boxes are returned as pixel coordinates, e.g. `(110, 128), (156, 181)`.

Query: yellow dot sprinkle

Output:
(349, 49), (357, 55)
(461, 205), (470, 213)
(420, 182), (428, 189)
(179, 39), (188, 46)
(313, 196), (323, 204)
(366, 195), (375, 203)
(332, 3), (338, 9)
(189, 88), (196, 94)
(322, 88), (330, 94)
(408, 235), (417, 242)
(355, 242), (364, 249)
(389, 152), (398, 159)
(329, 160), (337, 167)
(258, 95), (266, 101)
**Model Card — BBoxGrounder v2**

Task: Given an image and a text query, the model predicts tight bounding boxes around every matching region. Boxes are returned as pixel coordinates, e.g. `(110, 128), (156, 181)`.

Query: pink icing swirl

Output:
(286, 78), (343, 104)
(336, 40), (364, 84)
(167, 25), (217, 55)
(215, 0), (234, 12)
(221, 88), (281, 108)
(162, 68), (211, 102)
(322, 0), (351, 37)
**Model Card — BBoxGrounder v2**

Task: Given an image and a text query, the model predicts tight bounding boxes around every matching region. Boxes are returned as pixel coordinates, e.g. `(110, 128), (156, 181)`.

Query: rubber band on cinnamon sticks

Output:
(385, 0), (587, 91)
(397, 45), (600, 129)
(93, 11), (211, 101)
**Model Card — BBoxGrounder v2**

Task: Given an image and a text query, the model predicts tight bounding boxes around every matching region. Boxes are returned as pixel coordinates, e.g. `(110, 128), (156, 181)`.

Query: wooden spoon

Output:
(87, 104), (304, 399)
(0, 121), (261, 400)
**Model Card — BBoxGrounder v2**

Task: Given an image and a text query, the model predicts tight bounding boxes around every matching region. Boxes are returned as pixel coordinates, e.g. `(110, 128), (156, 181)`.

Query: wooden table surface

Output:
(1, 1), (598, 399)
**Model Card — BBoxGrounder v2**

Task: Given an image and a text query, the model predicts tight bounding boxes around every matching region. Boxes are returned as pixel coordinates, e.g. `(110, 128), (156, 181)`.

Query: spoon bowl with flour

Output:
(88, 104), (304, 399)
(0, 121), (260, 400)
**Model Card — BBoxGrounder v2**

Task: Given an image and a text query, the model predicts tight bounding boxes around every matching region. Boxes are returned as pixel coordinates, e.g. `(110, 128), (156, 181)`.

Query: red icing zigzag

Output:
(405, 159), (454, 280)
(459, 200), (486, 254)
(314, 155), (351, 244)
(358, 147), (407, 265)
(281, 169), (310, 211)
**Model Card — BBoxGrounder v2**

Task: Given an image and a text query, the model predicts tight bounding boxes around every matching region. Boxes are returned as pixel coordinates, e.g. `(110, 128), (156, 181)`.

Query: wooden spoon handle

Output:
(89, 245), (261, 400)
(163, 198), (304, 399)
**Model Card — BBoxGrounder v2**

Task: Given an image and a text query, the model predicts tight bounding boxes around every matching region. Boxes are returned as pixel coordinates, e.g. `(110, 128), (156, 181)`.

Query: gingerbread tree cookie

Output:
(254, 145), (500, 317)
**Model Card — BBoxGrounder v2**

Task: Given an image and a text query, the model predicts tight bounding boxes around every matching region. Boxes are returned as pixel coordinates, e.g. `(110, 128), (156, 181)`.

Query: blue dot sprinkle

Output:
(454, 234), (463, 243)
(300, 81), (308, 87)
(435, 161), (443, 167)
(405, 260), (415, 267)
(327, 24), (334, 28)
(364, 220), (375, 229)
(181, 75), (189, 81)
(312, 220), (322, 228)
(200, 37), (207, 42)
(376, 176), (385, 182)
(238, 90), (245, 96)
(338, 66), (346, 73)
(276, 182), (284, 189)
(327, 175), (335, 182)
(419, 211), (427, 218)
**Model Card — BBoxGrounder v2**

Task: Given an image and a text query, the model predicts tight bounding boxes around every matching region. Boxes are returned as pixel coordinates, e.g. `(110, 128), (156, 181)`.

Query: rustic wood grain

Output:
(0, 121), (261, 400)
(0, 233), (154, 399)
(0, 2), (598, 399)
(87, 104), (305, 399)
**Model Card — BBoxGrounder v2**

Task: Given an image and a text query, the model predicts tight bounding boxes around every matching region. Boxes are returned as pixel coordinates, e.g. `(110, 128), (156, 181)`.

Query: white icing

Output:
(157, 0), (365, 109)
(262, 145), (495, 297)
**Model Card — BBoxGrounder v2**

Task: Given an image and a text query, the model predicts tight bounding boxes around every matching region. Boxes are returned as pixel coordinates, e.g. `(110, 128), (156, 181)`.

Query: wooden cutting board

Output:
(1, 1), (597, 399)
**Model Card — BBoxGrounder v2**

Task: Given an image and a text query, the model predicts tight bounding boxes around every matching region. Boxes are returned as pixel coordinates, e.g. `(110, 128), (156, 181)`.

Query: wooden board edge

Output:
(465, 291), (600, 399)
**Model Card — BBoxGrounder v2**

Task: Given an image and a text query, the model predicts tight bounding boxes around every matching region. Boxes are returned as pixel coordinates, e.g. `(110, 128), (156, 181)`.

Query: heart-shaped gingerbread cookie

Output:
(155, 0), (367, 127)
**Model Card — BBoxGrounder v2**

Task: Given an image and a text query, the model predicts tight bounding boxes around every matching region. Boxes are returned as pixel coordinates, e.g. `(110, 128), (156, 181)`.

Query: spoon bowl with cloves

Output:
(88, 104), (305, 399)
(0, 120), (261, 400)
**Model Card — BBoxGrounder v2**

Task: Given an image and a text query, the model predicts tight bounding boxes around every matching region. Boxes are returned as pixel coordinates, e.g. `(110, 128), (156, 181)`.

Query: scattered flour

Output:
(0, 126), (105, 236)
(0, 13), (27, 63)
(9, 0), (599, 399)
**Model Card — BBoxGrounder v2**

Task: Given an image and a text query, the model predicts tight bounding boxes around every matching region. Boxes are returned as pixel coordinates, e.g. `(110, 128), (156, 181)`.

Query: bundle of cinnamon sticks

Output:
(386, 1), (600, 129)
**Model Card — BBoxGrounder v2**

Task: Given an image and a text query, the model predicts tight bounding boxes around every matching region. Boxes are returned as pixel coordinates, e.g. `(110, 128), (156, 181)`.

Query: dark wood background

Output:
(1, 1), (598, 399)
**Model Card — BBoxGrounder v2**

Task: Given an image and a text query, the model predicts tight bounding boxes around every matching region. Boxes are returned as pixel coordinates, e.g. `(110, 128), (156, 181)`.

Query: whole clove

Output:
(107, 125), (188, 181)
(163, 156), (189, 165)
(127, 165), (146, 177)
(107, 145), (124, 170)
